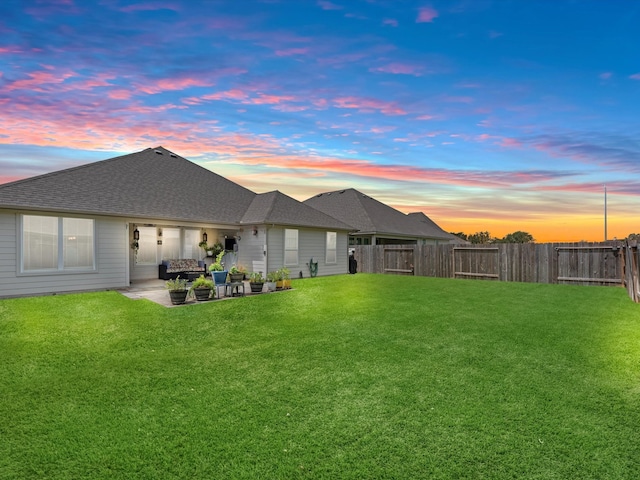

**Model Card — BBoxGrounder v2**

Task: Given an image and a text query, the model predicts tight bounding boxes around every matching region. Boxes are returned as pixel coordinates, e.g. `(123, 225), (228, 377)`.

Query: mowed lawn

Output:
(1, 274), (639, 479)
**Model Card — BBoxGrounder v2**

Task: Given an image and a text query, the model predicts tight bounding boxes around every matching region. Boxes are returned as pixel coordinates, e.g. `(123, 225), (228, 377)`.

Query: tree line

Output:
(451, 231), (640, 244)
(450, 231), (535, 244)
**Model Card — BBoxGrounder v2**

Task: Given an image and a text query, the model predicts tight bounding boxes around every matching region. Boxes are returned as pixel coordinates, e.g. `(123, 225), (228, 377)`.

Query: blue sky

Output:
(1, 0), (639, 241)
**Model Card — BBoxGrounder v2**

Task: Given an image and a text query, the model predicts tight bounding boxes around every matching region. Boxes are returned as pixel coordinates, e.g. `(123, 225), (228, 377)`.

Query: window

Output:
(63, 217), (95, 269)
(136, 226), (158, 265)
(22, 215), (94, 272)
(183, 229), (199, 259)
(284, 229), (298, 265)
(162, 228), (181, 260)
(326, 231), (337, 264)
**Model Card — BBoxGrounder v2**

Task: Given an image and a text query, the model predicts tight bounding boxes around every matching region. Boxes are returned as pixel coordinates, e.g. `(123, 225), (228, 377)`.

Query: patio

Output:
(118, 279), (281, 307)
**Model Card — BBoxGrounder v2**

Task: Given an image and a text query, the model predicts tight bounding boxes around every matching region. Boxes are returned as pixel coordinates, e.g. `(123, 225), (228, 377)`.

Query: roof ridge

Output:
(0, 148), (154, 189)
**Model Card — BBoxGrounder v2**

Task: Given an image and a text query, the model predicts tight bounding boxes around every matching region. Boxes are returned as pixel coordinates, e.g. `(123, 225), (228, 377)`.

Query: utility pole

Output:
(604, 184), (607, 241)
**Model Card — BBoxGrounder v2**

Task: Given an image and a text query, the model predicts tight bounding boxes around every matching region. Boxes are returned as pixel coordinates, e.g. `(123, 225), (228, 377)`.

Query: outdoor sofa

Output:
(158, 259), (206, 280)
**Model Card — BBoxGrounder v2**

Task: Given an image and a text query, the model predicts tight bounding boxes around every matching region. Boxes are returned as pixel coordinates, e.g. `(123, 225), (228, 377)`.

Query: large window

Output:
(136, 226), (158, 265)
(162, 228), (181, 260)
(326, 231), (337, 264)
(182, 229), (200, 259)
(284, 229), (298, 265)
(22, 215), (95, 272)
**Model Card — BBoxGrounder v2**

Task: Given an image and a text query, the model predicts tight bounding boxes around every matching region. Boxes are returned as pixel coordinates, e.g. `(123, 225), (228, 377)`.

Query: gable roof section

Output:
(0, 146), (256, 224)
(304, 188), (451, 240)
(406, 212), (466, 243)
(241, 191), (354, 231)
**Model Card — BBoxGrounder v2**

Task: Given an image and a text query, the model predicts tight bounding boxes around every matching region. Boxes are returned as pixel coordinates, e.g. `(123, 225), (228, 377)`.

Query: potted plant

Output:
(189, 274), (213, 301)
(229, 264), (247, 282)
(265, 271), (278, 292)
(165, 276), (188, 305)
(280, 267), (291, 289)
(209, 251), (228, 285)
(248, 272), (265, 293)
(274, 269), (284, 290)
(199, 240), (214, 257)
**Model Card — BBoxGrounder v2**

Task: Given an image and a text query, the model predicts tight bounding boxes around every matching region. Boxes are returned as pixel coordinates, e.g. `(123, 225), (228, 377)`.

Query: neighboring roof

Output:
(0, 146), (256, 224)
(304, 188), (452, 241)
(406, 212), (467, 244)
(241, 191), (354, 231)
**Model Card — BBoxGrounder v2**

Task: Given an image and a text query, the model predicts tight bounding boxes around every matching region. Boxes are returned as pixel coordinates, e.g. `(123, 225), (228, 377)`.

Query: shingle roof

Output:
(241, 191), (354, 230)
(304, 188), (452, 240)
(0, 146), (257, 224)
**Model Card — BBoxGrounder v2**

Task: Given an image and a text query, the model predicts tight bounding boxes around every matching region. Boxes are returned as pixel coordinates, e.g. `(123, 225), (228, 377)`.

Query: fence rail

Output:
(353, 241), (639, 303)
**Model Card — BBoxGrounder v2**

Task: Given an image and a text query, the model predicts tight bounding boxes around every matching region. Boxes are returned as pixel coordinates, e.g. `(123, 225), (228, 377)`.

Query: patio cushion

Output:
(165, 259), (204, 273)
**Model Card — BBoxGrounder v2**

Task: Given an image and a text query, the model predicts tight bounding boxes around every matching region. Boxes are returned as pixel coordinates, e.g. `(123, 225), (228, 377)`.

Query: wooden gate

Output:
(453, 246), (499, 280)
(556, 245), (622, 286)
(383, 248), (414, 275)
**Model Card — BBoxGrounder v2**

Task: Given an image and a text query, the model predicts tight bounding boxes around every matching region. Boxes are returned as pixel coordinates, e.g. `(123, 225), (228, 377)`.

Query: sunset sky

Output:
(1, 0), (639, 242)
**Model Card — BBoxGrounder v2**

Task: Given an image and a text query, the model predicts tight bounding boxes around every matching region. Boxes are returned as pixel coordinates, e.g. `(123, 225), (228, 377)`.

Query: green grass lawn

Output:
(1, 274), (639, 479)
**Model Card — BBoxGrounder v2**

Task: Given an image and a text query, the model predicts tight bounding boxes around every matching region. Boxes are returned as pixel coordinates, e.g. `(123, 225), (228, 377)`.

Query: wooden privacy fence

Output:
(353, 241), (640, 303)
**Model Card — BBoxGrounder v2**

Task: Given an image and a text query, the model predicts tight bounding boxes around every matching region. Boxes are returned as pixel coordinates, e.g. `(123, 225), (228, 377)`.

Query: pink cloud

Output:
(0, 46), (22, 54)
(317, 0), (342, 10)
(238, 154), (560, 189)
(371, 62), (423, 76)
(441, 95), (474, 103)
(630, 73), (640, 80)
(119, 2), (181, 13)
(137, 77), (213, 95)
(250, 93), (296, 105)
(275, 48), (310, 57)
(333, 96), (407, 115)
(416, 6), (438, 23)
(4, 69), (76, 92)
(383, 18), (398, 27)
(500, 138), (522, 148)
(108, 89), (133, 100)
(599, 72), (613, 80)
(415, 115), (435, 121)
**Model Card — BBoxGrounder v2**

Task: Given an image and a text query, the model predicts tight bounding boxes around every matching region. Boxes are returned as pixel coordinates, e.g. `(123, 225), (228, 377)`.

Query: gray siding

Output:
(266, 226), (348, 277)
(237, 226), (268, 275)
(0, 210), (129, 298)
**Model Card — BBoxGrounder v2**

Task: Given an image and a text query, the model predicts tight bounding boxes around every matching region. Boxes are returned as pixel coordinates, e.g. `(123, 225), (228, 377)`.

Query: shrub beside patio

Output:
(1, 274), (639, 479)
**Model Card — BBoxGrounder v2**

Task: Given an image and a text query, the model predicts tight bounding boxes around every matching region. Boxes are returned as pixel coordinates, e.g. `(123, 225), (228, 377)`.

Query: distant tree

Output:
(467, 231), (494, 244)
(626, 233), (640, 242)
(499, 231), (535, 243)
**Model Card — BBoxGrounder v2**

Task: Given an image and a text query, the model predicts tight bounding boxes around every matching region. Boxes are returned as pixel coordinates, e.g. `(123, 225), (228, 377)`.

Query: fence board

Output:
(353, 241), (626, 289)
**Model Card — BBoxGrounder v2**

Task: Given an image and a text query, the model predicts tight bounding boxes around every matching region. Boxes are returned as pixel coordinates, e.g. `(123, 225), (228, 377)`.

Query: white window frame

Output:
(20, 214), (96, 273)
(326, 231), (337, 264)
(284, 229), (298, 266)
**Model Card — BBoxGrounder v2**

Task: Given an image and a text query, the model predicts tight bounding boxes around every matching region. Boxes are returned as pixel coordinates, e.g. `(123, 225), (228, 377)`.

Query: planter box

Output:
(249, 282), (264, 293)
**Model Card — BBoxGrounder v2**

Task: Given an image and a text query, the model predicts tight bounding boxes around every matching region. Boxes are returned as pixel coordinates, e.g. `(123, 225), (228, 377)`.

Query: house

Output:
(0, 147), (354, 298)
(304, 188), (463, 246)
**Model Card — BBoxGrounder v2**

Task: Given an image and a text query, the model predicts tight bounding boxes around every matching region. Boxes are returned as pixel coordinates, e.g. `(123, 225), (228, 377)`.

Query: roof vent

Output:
(170, 153), (177, 158)
(155, 150), (163, 155)
(339, 190), (345, 194)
